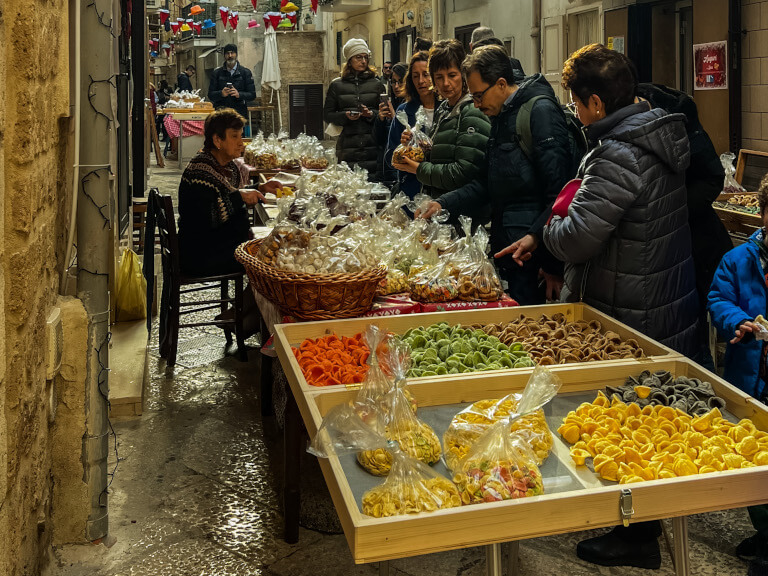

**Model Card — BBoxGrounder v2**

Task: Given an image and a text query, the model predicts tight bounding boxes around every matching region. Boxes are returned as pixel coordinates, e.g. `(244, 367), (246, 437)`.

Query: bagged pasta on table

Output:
(409, 260), (459, 303)
(392, 107), (433, 164)
(455, 218), (504, 302)
(362, 446), (461, 517)
(357, 344), (439, 476)
(307, 400), (388, 460)
(451, 367), (562, 504)
(721, 152), (746, 194)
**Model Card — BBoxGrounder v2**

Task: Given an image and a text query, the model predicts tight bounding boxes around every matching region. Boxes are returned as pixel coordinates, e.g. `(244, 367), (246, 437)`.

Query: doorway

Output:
(455, 23), (480, 54)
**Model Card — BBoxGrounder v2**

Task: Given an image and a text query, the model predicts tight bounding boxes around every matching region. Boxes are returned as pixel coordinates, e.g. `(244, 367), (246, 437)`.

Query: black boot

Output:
(577, 523), (662, 569)
(750, 538), (768, 576)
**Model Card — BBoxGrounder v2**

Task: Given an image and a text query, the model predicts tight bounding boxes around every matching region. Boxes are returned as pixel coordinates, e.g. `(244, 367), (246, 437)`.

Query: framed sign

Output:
(693, 40), (728, 90)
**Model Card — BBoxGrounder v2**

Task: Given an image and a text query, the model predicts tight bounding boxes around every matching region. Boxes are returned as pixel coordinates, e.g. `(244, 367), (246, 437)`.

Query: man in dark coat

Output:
(208, 44), (256, 123)
(636, 82), (731, 366)
(419, 46), (578, 305)
(177, 65), (195, 92)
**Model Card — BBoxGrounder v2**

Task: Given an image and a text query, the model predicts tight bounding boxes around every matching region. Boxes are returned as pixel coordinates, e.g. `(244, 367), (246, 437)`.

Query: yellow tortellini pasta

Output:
(557, 391), (766, 484)
(361, 476), (461, 518)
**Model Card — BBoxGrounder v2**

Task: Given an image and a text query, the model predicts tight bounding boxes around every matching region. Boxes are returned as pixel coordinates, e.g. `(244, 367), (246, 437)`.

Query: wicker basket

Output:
(713, 192), (761, 236)
(235, 239), (387, 321)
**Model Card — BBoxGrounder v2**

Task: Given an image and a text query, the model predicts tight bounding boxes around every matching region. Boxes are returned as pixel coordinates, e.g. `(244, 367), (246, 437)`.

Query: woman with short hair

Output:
(177, 108), (264, 277)
(323, 38), (384, 176)
(543, 43), (698, 570)
(392, 39), (490, 203)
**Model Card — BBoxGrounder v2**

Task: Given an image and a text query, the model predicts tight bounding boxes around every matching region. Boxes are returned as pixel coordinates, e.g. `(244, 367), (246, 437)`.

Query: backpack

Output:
(515, 94), (588, 176)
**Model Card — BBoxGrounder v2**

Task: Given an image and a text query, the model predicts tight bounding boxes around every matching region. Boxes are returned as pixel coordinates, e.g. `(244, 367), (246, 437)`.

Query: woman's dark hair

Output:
(404, 51), (431, 103)
(562, 43), (637, 115)
(389, 62), (408, 99)
(461, 45), (514, 86)
(414, 37), (433, 53)
(203, 108), (245, 151)
(428, 39), (466, 77)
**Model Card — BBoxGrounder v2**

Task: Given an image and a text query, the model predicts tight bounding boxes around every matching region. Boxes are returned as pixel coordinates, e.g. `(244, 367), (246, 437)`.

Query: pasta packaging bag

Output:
(455, 219), (504, 302)
(361, 445), (461, 518)
(357, 345), (440, 476)
(409, 259), (459, 303)
(355, 325), (394, 408)
(451, 367), (562, 503)
(721, 152), (746, 193)
(392, 107), (433, 164)
(307, 400), (387, 459)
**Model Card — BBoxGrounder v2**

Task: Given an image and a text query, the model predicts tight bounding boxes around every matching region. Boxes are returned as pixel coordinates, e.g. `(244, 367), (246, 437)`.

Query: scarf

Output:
(182, 150), (242, 226)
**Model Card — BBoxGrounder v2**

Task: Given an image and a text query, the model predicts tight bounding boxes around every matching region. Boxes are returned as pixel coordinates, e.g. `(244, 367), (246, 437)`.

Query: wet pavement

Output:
(49, 153), (758, 576)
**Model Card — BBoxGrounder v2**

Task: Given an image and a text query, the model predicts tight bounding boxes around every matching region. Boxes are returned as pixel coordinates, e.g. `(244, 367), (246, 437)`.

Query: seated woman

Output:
(542, 44), (699, 569)
(177, 108), (265, 277)
(708, 174), (768, 572)
(392, 39), (490, 219)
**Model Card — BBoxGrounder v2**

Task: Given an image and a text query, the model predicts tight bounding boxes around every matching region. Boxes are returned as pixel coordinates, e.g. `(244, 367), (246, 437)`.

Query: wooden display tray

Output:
(272, 342), (768, 564)
(713, 192), (761, 236)
(274, 303), (679, 396)
(736, 149), (768, 192)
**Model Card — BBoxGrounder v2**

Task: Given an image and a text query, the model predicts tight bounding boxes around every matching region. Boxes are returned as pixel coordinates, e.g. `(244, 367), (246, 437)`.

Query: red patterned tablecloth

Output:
(163, 114), (205, 139)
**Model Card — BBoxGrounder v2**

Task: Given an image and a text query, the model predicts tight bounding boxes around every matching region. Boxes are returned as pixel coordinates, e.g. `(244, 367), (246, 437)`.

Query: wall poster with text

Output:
(693, 41), (728, 90)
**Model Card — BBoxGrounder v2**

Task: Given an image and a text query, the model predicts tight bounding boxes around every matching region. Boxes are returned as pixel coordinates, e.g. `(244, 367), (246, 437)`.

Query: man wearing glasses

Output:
(418, 45), (577, 305)
(381, 61), (393, 91)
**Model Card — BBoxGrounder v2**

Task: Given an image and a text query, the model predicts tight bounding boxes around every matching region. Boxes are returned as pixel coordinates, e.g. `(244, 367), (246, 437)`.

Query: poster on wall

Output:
(693, 41), (728, 90)
(607, 36), (625, 55)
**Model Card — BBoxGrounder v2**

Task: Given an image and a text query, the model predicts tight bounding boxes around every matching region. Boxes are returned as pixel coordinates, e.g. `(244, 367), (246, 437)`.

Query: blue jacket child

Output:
(708, 227), (768, 398)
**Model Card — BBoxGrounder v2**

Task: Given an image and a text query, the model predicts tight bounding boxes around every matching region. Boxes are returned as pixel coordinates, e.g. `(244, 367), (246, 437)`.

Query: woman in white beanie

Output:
(323, 38), (384, 177)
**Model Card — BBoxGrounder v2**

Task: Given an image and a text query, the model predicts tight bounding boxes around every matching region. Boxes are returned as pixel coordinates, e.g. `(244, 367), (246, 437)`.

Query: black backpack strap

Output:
(515, 95), (551, 160)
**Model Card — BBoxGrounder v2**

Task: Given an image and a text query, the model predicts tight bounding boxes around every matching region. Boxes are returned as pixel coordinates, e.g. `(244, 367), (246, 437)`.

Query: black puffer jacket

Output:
(323, 70), (384, 174)
(437, 74), (576, 273)
(208, 63), (256, 119)
(543, 102), (699, 356)
(636, 83), (731, 306)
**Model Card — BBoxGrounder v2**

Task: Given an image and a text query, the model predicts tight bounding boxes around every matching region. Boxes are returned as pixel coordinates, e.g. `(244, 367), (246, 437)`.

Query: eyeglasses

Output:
(351, 54), (369, 61)
(566, 100), (578, 114)
(391, 79), (403, 86)
(470, 83), (494, 103)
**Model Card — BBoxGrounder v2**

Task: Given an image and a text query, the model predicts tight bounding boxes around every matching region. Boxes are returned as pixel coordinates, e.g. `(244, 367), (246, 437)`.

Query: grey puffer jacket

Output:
(543, 102), (699, 356)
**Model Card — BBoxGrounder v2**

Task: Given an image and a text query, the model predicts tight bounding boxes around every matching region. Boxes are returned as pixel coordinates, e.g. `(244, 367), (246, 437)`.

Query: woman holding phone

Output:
(374, 62), (407, 184)
(323, 38), (384, 176)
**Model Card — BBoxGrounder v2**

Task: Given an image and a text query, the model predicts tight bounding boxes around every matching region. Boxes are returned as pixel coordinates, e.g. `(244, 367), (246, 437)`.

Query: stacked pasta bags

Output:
(447, 366), (562, 505)
(309, 327), (461, 518)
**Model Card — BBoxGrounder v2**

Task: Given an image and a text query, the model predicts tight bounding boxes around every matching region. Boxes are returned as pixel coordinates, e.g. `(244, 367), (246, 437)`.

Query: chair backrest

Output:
(150, 191), (181, 280)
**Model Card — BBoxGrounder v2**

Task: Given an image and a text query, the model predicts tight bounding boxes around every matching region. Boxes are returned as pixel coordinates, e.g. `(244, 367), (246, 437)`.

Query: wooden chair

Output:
(151, 192), (247, 366)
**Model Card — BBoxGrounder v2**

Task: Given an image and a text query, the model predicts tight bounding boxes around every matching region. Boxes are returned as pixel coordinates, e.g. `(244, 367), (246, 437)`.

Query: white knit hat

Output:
(343, 38), (370, 62)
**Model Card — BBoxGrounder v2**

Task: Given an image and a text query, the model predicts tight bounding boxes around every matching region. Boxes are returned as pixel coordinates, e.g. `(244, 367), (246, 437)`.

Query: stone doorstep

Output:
(109, 319), (150, 418)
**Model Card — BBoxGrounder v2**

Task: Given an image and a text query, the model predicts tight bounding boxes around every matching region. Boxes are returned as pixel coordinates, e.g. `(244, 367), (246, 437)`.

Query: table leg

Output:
(283, 384), (301, 544)
(178, 120), (184, 170)
(505, 541), (520, 576)
(378, 561), (390, 576)
(486, 543), (503, 576)
(671, 517), (690, 576)
(248, 110), (253, 136)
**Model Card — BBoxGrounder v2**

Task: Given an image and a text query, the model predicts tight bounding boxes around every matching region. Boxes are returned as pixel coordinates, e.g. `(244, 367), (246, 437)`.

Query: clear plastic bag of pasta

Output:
(455, 218), (504, 302)
(392, 107), (433, 165)
(361, 444), (461, 518)
(409, 260), (459, 303)
(443, 393), (554, 473)
(354, 325), (394, 409)
(450, 366), (562, 503)
(307, 400), (388, 459)
(721, 152), (746, 194)
(357, 344), (438, 476)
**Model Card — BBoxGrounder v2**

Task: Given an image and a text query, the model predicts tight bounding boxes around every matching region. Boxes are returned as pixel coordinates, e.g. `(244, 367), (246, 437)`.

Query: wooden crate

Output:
(274, 303), (680, 396)
(273, 350), (768, 564)
(713, 192), (761, 236)
(736, 149), (768, 192)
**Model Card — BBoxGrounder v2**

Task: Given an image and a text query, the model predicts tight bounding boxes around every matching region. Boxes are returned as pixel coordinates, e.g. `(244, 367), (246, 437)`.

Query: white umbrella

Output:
(262, 28), (283, 133)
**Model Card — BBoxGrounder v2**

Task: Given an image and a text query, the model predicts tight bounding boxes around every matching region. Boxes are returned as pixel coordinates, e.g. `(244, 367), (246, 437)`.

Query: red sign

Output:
(694, 41), (728, 90)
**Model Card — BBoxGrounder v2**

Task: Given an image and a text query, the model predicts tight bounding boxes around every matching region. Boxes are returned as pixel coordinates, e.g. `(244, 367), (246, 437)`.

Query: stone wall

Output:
(742, 0), (768, 152)
(1, 0), (84, 572)
(264, 31), (326, 132)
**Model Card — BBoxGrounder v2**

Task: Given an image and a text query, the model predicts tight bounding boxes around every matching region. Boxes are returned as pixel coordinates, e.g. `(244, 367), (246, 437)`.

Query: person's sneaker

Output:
(738, 534), (763, 561)
(577, 527), (661, 569)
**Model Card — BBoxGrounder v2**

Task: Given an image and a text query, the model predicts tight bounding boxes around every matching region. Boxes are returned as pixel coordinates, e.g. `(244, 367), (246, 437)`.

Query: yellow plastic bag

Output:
(115, 248), (147, 321)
